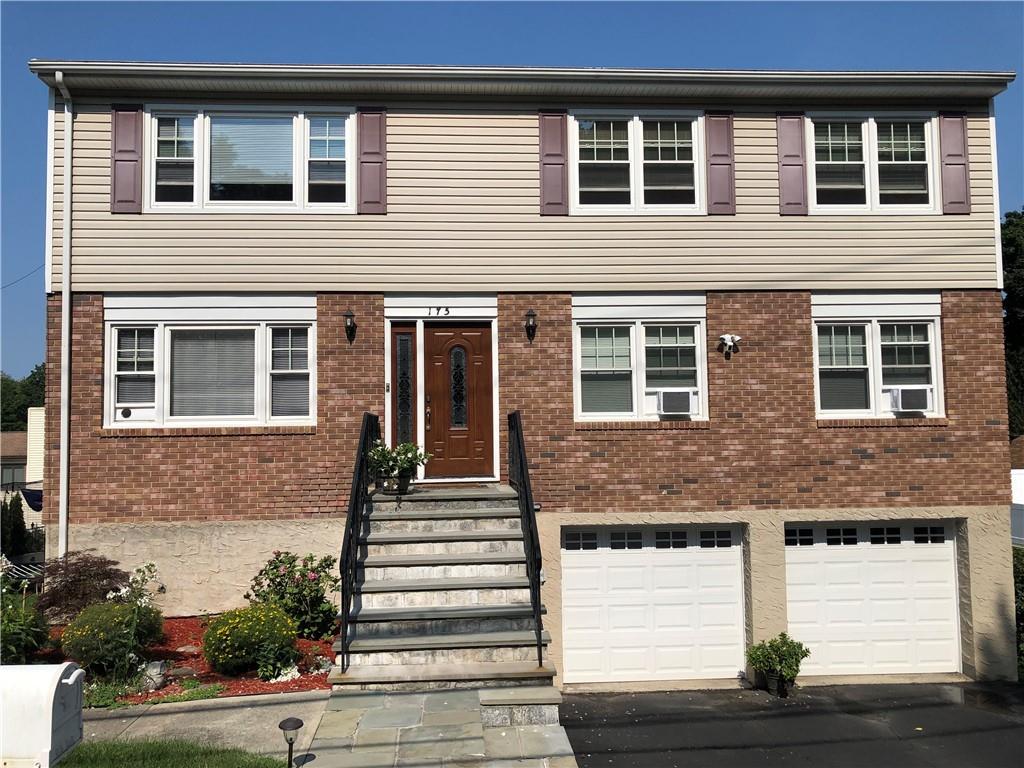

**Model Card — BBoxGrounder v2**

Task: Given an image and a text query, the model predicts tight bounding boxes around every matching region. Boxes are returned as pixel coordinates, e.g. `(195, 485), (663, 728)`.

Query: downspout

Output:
(55, 71), (72, 556)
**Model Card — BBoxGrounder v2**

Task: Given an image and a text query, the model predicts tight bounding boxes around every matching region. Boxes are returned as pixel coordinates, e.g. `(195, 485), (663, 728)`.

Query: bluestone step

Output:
(367, 507), (521, 521)
(359, 552), (527, 568)
(337, 630), (551, 653)
(349, 604), (544, 623)
(479, 686), (563, 706)
(328, 660), (556, 685)
(362, 529), (523, 544)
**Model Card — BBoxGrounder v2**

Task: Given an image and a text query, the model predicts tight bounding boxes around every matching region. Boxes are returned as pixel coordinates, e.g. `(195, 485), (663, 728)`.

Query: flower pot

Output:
(762, 672), (792, 698)
(396, 470), (414, 494)
(380, 471), (414, 495)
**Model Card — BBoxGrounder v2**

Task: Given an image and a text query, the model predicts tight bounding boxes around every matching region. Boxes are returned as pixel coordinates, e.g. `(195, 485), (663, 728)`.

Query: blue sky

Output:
(2, 1), (1022, 377)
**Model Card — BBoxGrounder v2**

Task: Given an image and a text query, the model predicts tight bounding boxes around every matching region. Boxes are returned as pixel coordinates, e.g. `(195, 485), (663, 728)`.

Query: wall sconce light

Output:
(718, 333), (742, 359)
(278, 717), (304, 767)
(344, 310), (357, 344)
(524, 309), (538, 343)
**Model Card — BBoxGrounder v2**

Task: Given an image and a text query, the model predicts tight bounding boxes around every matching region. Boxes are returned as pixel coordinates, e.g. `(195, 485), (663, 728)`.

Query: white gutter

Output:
(55, 70), (71, 556)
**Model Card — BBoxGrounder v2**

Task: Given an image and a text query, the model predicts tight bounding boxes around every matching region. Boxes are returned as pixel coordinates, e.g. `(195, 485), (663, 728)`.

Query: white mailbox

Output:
(1, 662), (84, 767)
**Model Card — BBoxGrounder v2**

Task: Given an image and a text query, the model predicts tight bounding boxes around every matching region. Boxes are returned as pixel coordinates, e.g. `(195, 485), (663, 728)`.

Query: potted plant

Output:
(746, 632), (811, 698)
(368, 441), (430, 494)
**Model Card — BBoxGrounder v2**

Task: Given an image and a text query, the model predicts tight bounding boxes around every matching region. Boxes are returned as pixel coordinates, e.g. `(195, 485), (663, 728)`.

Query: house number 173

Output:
(428, 307), (451, 316)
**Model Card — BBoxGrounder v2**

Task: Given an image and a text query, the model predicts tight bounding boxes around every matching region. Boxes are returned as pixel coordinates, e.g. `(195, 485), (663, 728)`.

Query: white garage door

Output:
(561, 525), (745, 684)
(785, 522), (960, 676)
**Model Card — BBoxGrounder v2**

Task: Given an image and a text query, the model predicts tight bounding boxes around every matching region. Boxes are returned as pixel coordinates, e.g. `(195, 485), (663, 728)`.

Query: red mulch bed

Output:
(54, 616), (334, 705)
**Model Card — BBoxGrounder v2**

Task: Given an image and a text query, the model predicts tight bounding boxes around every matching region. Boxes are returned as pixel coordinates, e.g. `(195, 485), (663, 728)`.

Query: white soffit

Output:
(811, 292), (941, 319)
(572, 293), (707, 321)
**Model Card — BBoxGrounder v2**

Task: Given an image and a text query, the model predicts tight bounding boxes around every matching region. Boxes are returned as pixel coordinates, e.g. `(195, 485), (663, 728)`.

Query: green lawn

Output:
(61, 740), (282, 768)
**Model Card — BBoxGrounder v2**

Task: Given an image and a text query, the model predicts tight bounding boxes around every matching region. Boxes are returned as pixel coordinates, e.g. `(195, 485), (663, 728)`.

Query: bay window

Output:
(106, 322), (315, 427)
(145, 105), (353, 212)
(570, 111), (704, 214)
(814, 319), (941, 417)
(575, 320), (707, 420)
(808, 114), (938, 213)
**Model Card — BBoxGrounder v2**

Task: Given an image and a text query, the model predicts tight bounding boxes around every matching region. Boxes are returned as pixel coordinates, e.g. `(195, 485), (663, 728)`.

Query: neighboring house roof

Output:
(27, 60), (1015, 100)
(1011, 436), (1024, 470)
(0, 432), (27, 463)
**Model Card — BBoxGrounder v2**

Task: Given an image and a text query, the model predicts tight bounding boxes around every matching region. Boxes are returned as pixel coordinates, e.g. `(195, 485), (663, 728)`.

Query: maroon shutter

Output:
(538, 111), (568, 215)
(110, 105), (143, 214)
(939, 113), (971, 214)
(705, 112), (736, 215)
(776, 113), (808, 215)
(357, 109), (387, 214)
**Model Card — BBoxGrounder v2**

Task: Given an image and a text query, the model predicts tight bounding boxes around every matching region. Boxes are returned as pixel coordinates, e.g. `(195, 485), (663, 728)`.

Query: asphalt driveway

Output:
(561, 682), (1024, 768)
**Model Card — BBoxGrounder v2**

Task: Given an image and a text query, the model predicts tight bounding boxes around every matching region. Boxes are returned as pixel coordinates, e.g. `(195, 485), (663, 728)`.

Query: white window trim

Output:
(812, 317), (945, 419)
(572, 318), (709, 422)
(143, 103), (355, 214)
(568, 109), (707, 216)
(104, 321), (317, 428)
(806, 111), (941, 216)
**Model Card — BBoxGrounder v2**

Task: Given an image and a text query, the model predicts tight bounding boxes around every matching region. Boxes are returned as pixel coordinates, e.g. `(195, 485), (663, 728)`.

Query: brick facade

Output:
(44, 293), (384, 525)
(47, 289), (1009, 526)
(499, 289), (1011, 513)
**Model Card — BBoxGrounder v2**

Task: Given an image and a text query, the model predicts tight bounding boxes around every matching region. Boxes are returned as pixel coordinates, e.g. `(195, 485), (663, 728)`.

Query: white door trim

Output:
(383, 305), (500, 484)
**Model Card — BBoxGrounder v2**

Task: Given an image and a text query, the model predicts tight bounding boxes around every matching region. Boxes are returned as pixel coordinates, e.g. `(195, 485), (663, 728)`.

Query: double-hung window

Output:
(574, 320), (707, 420)
(808, 114), (939, 213)
(569, 111), (704, 214)
(814, 319), (942, 418)
(107, 322), (315, 427)
(145, 105), (354, 212)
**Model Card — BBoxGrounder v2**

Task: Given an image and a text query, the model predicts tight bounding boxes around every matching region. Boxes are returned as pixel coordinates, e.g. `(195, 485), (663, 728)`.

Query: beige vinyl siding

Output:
(50, 101), (999, 292)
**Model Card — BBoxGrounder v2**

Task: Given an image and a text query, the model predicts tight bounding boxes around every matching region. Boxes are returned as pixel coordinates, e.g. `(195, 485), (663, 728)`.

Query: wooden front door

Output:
(423, 324), (494, 478)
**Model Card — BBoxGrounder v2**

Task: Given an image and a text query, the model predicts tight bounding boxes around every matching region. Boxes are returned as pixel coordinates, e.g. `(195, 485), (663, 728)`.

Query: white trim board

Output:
(811, 292), (941, 320)
(384, 293), (498, 320)
(44, 88), (55, 293)
(572, 293), (707, 321)
(103, 294), (316, 323)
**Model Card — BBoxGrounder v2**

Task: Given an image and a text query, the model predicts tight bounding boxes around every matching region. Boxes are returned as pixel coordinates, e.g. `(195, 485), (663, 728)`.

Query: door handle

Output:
(425, 405), (432, 431)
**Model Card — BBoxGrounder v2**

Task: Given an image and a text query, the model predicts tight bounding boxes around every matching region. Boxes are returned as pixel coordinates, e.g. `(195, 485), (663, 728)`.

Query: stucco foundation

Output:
(538, 504), (1017, 690)
(47, 519), (343, 616)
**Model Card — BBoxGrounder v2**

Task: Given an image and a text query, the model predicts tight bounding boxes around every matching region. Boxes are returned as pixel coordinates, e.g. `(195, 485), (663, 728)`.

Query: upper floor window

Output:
(808, 114), (939, 214)
(569, 112), (705, 215)
(814, 319), (943, 418)
(145, 105), (354, 213)
(574, 320), (707, 420)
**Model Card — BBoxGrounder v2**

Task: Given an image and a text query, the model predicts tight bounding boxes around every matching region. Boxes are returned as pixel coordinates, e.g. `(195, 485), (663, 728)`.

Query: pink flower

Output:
(294, 574), (302, 582)
(307, 572), (318, 581)
(278, 566), (288, 575)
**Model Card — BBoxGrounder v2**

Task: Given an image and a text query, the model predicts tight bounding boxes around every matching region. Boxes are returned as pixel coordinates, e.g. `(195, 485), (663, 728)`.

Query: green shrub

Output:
(39, 550), (129, 624)
(1013, 547), (1024, 679)
(0, 573), (48, 663)
(245, 551), (339, 640)
(61, 602), (163, 680)
(746, 632), (811, 682)
(203, 604), (298, 680)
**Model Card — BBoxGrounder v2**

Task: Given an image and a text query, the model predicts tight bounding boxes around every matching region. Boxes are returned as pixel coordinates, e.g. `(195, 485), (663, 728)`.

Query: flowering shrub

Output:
(245, 551), (339, 640)
(61, 602), (163, 680)
(1, 572), (48, 664)
(368, 441), (430, 478)
(202, 604), (298, 680)
(107, 562), (163, 608)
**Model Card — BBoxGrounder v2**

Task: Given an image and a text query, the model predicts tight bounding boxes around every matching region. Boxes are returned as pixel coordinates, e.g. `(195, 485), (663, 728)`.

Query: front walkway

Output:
(310, 689), (578, 767)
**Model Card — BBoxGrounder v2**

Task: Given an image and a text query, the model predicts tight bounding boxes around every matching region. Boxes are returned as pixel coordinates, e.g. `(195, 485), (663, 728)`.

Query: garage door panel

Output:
(562, 525), (745, 683)
(785, 522), (959, 676)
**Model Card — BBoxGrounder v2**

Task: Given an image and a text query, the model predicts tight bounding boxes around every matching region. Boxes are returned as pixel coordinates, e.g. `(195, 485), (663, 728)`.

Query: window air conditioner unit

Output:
(889, 387), (929, 413)
(656, 390), (693, 416)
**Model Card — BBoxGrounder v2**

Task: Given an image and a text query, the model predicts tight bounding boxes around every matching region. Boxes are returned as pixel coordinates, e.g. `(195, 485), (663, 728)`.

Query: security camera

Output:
(719, 334), (742, 352)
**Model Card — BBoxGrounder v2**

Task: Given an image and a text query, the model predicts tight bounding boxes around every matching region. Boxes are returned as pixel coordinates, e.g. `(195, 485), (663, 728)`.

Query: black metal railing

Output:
(507, 410), (545, 668)
(338, 412), (380, 672)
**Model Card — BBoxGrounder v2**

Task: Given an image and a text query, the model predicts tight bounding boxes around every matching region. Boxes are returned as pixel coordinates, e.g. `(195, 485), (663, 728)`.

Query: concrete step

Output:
(340, 629), (550, 653)
(347, 604), (544, 637)
(361, 562), (528, 581)
(363, 530), (524, 545)
(359, 576), (530, 593)
(365, 516), (522, 534)
(367, 507), (521, 521)
(327, 660), (556, 689)
(369, 484), (519, 513)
